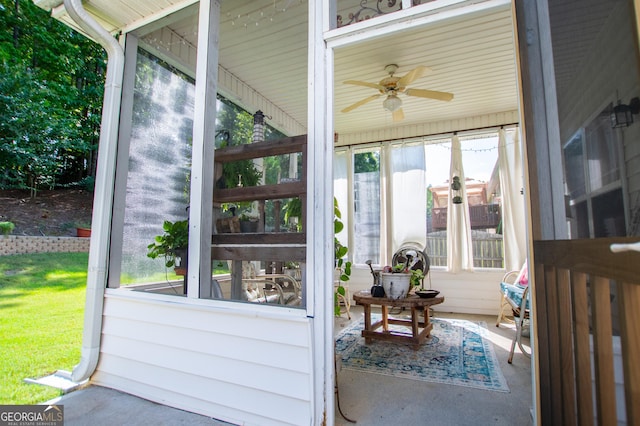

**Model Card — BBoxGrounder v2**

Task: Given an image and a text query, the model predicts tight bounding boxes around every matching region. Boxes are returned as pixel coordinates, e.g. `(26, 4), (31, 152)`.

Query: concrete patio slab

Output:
(45, 385), (230, 426)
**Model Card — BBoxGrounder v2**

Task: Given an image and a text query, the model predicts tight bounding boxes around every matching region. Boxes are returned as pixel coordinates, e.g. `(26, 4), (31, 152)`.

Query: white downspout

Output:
(62, 0), (124, 382)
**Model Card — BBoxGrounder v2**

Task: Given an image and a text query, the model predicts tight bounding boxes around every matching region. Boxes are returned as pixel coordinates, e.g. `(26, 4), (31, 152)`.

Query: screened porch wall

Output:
(92, 291), (314, 425)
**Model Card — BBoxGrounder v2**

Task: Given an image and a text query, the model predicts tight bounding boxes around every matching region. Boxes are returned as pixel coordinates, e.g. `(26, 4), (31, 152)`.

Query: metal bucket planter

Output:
(380, 272), (411, 299)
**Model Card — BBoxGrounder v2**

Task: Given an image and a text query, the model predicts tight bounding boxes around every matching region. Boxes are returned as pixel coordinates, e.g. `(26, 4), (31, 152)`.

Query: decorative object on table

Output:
(335, 316), (510, 392)
(391, 247), (428, 287)
(147, 219), (189, 270)
(415, 289), (440, 298)
(366, 259), (384, 297)
(381, 246), (428, 299)
(334, 197), (352, 317)
(393, 246), (438, 298)
(380, 263), (412, 299)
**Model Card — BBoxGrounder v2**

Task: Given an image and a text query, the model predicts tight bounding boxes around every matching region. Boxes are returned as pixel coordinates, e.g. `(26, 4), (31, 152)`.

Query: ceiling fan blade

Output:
(343, 80), (385, 91)
(341, 94), (381, 113)
(405, 88), (454, 102)
(392, 108), (405, 122)
(396, 66), (431, 87)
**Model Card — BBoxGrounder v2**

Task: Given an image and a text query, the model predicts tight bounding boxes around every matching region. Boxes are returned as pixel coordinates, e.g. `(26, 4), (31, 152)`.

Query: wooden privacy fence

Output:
(426, 232), (503, 268)
(431, 204), (501, 230)
(533, 238), (640, 426)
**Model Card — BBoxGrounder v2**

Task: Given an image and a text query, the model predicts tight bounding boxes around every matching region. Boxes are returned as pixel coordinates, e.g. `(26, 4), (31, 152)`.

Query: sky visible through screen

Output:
(425, 136), (499, 186)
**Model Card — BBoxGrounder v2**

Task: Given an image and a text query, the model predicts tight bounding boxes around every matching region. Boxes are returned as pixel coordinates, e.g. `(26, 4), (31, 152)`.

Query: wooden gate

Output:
(533, 237), (640, 425)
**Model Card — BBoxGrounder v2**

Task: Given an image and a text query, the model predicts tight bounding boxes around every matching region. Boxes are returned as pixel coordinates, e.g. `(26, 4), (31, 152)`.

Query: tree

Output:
(354, 151), (379, 173)
(0, 0), (106, 193)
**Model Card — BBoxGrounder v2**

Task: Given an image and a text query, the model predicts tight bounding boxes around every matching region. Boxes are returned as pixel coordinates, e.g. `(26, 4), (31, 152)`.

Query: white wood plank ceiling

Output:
(37, 0), (521, 140)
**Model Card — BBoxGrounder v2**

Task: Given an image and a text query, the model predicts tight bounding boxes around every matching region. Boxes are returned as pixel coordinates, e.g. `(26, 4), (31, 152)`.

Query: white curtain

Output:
(333, 149), (349, 250)
(389, 143), (427, 255)
(498, 129), (527, 271)
(446, 135), (474, 272)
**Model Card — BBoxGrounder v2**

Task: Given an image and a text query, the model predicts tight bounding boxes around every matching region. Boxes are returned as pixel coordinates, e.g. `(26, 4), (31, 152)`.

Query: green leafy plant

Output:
(238, 209), (260, 222)
(221, 160), (262, 189)
(283, 198), (302, 223)
(74, 220), (91, 229)
(0, 221), (15, 236)
(384, 262), (424, 288)
(147, 220), (189, 268)
(334, 198), (352, 316)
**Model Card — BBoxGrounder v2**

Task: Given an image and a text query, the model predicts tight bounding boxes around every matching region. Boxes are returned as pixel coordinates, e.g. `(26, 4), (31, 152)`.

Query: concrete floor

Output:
(45, 386), (229, 426)
(46, 307), (532, 426)
(334, 307), (533, 426)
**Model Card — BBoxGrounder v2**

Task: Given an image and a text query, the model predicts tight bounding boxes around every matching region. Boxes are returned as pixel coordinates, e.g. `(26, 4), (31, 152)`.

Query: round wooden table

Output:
(352, 290), (445, 349)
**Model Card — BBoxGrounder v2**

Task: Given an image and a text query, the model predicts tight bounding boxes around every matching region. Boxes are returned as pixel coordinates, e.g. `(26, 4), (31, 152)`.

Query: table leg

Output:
(423, 306), (430, 336)
(411, 306), (419, 339)
(363, 304), (372, 344)
(382, 305), (389, 332)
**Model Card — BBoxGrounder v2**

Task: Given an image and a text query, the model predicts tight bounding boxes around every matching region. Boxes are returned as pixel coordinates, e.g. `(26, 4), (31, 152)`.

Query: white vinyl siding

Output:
(92, 291), (314, 426)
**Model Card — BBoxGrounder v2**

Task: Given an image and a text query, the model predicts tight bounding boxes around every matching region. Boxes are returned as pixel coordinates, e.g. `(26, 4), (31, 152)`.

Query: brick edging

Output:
(0, 235), (90, 256)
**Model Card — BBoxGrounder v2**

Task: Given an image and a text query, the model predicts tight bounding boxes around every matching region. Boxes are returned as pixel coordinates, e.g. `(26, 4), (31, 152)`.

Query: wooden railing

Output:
(431, 204), (501, 230)
(533, 238), (640, 425)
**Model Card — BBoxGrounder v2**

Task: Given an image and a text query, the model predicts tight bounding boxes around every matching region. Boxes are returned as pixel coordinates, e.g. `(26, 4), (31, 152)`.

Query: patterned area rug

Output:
(335, 316), (510, 392)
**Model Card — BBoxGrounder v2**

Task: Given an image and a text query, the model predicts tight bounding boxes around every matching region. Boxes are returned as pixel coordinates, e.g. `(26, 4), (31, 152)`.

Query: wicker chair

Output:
(496, 261), (531, 363)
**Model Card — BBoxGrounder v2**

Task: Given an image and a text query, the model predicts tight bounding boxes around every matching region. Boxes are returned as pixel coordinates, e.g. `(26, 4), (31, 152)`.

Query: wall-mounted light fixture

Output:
(610, 97), (640, 128)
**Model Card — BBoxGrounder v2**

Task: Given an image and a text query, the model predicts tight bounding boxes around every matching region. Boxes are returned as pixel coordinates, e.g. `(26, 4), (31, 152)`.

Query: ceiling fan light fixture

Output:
(383, 94), (402, 112)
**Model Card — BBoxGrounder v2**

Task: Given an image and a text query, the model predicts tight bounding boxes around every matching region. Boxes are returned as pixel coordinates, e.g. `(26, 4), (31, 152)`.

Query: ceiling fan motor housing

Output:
(384, 64), (399, 75)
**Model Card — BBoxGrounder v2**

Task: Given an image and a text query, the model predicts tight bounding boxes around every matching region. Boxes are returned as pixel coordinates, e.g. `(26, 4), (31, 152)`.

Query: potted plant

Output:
(218, 160), (262, 189)
(75, 220), (92, 237)
(0, 221), (15, 237)
(334, 198), (352, 316)
(379, 263), (423, 299)
(147, 219), (189, 274)
(283, 261), (300, 279)
(238, 205), (260, 233)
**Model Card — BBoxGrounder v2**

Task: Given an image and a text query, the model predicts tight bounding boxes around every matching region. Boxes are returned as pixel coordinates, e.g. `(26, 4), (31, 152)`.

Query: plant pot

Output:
(240, 220), (258, 233)
(76, 227), (91, 237)
(380, 272), (411, 299)
(284, 268), (300, 280)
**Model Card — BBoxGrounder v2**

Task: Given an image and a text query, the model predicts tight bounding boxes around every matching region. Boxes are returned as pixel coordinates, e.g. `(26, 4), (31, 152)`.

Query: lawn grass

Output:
(0, 253), (230, 404)
(0, 252), (87, 405)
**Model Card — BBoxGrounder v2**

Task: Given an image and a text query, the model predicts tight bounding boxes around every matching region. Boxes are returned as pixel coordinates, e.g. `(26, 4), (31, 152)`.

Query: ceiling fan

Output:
(341, 64), (454, 122)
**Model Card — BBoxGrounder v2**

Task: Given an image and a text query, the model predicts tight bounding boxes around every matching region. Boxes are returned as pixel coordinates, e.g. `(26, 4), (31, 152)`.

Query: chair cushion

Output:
(500, 281), (530, 310)
(515, 260), (528, 286)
